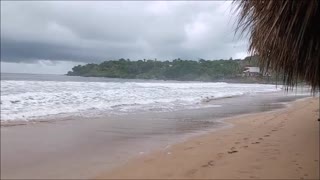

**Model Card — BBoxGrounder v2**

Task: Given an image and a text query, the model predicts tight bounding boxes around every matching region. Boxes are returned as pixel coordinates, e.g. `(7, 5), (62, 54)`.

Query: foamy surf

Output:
(0, 80), (281, 122)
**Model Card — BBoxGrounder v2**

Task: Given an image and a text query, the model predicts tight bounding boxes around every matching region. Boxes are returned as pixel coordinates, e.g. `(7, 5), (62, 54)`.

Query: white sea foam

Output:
(0, 80), (281, 121)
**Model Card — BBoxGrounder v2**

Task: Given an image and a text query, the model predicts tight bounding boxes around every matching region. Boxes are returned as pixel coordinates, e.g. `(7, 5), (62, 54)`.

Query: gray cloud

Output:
(1, 1), (248, 63)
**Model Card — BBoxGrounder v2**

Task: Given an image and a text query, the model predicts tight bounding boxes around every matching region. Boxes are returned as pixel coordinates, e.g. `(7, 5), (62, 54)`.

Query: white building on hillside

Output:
(243, 66), (261, 77)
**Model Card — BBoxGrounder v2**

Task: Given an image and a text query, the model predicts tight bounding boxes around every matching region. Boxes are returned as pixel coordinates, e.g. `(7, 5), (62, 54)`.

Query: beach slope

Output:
(97, 97), (319, 179)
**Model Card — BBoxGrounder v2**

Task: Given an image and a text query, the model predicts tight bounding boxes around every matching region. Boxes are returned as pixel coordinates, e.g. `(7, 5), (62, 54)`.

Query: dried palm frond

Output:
(235, 0), (320, 92)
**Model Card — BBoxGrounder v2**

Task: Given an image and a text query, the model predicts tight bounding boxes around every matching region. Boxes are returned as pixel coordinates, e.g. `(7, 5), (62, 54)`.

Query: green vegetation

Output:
(67, 56), (264, 82)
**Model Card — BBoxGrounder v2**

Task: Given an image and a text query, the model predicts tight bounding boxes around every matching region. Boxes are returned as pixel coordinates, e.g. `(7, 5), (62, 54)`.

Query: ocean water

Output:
(1, 73), (281, 122)
(2, 73), (312, 179)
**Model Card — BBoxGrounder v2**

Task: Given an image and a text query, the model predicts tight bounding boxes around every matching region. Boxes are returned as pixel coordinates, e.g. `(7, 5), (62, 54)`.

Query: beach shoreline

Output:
(0, 90), (308, 127)
(97, 97), (319, 179)
(1, 93), (316, 179)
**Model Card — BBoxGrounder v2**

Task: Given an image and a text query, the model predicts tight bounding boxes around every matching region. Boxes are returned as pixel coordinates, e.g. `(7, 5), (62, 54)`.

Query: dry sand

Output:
(97, 97), (319, 179)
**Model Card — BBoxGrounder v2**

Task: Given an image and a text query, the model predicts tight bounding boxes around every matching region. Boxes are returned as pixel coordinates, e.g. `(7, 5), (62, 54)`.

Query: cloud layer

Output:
(1, 1), (248, 64)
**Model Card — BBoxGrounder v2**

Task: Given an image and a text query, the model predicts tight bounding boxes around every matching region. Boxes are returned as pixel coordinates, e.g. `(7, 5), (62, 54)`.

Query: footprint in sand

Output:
(242, 145), (249, 148)
(228, 148), (238, 154)
(216, 153), (225, 159)
(264, 135), (270, 137)
(258, 138), (264, 140)
(208, 160), (214, 166)
(184, 147), (194, 150)
(217, 152), (224, 156)
(201, 160), (215, 168)
(185, 169), (198, 176)
(234, 141), (240, 144)
(228, 150), (238, 154)
(251, 142), (260, 144)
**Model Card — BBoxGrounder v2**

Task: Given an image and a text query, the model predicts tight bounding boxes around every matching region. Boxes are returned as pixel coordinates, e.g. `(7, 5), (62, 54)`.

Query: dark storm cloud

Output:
(1, 1), (248, 63)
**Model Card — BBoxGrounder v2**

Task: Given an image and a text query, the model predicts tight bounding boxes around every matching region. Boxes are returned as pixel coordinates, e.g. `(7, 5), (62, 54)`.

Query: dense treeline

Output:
(67, 56), (260, 81)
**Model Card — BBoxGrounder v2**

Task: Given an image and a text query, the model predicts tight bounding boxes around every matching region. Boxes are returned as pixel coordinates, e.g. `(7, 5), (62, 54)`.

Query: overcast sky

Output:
(1, 1), (248, 74)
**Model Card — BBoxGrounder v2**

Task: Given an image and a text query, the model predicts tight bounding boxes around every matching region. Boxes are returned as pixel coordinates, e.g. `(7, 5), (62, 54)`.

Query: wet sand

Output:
(0, 92), (315, 179)
(97, 97), (319, 179)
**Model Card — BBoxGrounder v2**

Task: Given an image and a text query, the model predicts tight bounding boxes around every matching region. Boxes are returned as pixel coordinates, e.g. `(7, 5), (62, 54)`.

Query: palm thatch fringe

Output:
(235, 0), (319, 92)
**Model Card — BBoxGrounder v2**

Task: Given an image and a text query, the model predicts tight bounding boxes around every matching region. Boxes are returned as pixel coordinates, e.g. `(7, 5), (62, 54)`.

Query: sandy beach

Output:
(97, 97), (319, 179)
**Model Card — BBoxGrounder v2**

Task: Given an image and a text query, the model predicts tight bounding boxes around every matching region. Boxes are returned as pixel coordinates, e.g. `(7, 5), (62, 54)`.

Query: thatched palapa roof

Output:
(235, 0), (319, 92)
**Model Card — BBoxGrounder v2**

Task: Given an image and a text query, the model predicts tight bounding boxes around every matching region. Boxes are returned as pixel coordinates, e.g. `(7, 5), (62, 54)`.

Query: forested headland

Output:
(67, 56), (270, 82)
